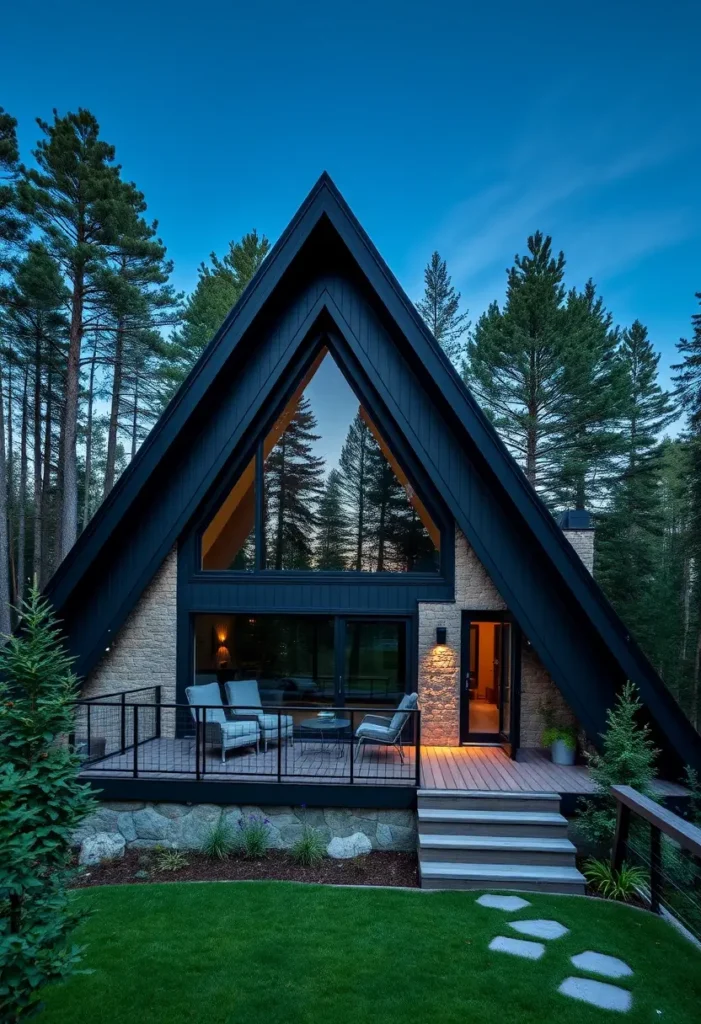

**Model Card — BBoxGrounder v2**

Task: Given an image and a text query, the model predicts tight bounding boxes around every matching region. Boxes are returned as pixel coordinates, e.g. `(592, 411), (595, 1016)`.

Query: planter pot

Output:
(551, 739), (575, 766)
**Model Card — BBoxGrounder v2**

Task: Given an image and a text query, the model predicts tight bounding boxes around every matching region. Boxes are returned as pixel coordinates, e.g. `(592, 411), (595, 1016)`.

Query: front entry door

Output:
(460, 612), (519, 755)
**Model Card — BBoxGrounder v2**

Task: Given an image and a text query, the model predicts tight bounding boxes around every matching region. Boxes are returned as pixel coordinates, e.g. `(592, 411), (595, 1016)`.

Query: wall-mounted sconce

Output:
(436, 626), (447, 646)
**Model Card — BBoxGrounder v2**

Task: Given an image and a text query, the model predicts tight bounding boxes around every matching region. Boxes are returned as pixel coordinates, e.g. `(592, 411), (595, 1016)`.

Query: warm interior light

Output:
(436, 626), (447, 646)
(216, 644), (230, 668)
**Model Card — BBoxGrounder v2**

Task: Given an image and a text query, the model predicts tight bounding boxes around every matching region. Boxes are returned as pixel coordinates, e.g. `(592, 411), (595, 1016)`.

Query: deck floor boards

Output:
(80, 738), (688, 796)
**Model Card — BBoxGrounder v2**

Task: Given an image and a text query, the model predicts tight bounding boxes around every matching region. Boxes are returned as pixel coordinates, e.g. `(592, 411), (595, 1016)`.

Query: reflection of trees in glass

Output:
(264, 397), (325, 569)
(315, 469), (349, 569)
(338, 414), (374, 570)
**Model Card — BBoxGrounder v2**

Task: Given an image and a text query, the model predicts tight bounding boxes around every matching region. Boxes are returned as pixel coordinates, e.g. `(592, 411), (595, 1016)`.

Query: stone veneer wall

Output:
(82, 547), (178, 713)
(73, 802), (416, 852)
(417, 526), (576, 747)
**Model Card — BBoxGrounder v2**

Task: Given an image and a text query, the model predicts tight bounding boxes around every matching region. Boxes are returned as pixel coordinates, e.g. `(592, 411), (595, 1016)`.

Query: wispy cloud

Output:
(410, 109), (696, 320)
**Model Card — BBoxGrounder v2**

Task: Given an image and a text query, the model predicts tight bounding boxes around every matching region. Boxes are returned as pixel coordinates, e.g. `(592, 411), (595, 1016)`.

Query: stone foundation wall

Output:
(73, 801), (417, 853)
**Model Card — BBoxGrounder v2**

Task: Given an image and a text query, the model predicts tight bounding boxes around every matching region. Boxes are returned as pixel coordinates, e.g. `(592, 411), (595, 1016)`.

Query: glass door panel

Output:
(343, 620), (407, 711)
(499, 622), (513, 741)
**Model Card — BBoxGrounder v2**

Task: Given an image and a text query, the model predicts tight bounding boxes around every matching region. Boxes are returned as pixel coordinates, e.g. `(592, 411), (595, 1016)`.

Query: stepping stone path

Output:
(571, 951), (633, 979)
(558, 977), (632, 1013)
(508, 919), (569, 940)
(476, 894), (531, 911)
(477, 895), (634, 1012)
(489, 936), (545, 960)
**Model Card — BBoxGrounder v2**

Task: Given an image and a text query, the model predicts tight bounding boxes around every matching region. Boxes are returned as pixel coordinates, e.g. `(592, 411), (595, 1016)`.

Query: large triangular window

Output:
(201, 347), (441, 573)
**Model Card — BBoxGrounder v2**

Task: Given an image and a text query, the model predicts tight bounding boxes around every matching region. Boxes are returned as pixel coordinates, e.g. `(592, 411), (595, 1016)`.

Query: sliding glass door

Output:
(192, 614), (410, 712)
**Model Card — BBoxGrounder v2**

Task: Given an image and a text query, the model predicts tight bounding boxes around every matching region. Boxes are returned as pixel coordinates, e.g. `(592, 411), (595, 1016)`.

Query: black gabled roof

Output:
(47, 172), (701, 775)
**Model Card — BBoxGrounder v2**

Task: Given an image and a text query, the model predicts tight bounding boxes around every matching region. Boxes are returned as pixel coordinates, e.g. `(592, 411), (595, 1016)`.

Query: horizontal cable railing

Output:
(611, 784), (701, 941)
(72, 698), (420, 788)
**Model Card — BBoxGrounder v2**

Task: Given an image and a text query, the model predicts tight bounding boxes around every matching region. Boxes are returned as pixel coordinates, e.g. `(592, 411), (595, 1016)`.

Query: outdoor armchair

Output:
(354, 692), (418, 763)
(185, 682), (259, 763)
(224, 680), (294, 752)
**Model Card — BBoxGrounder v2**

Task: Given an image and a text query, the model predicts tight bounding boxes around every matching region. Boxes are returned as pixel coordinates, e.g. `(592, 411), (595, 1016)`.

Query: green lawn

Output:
(43, 882), (701, 1024)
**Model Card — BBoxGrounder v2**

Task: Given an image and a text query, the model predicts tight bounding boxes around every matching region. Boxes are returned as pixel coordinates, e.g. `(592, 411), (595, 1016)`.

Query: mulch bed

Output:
(71, 848), (419, 889)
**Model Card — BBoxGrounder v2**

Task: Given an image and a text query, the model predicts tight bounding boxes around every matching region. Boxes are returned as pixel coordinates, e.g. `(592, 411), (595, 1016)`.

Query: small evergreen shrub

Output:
(235, 814), (270, 858)
(575, 681), (659, 847)
(584, 858), (646, 902)
(542, 725), (577, 750)
(0, 589), (96, 1021)
(201, 815), (237, 860)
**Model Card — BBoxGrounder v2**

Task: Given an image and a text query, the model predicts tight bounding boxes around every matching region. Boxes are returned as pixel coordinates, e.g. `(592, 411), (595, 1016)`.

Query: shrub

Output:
(542, 725), (577, 750)
(575, 681), (659, 847)
(201, 815), (237, 860)
(155, 848), (189, 872)
(0, 589), (96, 1021)
(584, 858), (646, 902)
(236, 814), (270, 858)
(290, 822), (326, 866)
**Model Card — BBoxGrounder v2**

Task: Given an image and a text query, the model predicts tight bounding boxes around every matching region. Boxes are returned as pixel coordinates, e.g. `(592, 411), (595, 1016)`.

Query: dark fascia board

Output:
(46, 171), (701, 769)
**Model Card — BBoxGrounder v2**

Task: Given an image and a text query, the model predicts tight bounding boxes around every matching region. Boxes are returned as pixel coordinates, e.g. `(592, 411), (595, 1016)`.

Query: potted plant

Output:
(542, 724), (578, 765)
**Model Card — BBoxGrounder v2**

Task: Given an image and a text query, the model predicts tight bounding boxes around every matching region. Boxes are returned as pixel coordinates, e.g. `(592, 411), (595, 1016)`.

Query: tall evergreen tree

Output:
(416, 251), (470, 363)
(264, 397), (324, 569)
(315, 468), (349, 569)
(597, 321), (677, 653)
(338, 412), (374, 570)
(161, 230), (269, 401)
(19, 110), (129, 559)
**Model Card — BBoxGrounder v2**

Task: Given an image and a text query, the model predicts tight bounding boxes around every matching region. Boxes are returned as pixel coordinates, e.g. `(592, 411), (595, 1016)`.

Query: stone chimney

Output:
(557, 509), (594, 574)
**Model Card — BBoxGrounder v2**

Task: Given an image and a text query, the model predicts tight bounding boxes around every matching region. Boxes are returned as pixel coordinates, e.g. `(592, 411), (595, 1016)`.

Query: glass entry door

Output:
(460, 612), (519, 753)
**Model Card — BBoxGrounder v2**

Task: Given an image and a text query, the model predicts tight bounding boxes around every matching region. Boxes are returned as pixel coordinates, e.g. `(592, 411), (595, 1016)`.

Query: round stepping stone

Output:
(571, 951), (633, 979)
(477, 894), (531, 911)
(489, 935), (545, 960)
(508, 919), (569, 940)
(558, 977), (632, 1013)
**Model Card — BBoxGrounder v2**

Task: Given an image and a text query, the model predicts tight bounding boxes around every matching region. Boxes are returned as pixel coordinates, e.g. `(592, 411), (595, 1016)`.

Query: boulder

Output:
(79, 832), (126, 865)
(327, 832), (372, 859)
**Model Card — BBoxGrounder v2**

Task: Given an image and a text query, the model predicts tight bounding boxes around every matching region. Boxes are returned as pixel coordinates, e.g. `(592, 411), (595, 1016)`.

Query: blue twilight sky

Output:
(3, 1), (700, 437)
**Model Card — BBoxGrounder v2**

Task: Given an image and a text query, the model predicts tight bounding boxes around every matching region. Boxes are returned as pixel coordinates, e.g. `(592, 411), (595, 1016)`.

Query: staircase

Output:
(417, 789), (586, 894)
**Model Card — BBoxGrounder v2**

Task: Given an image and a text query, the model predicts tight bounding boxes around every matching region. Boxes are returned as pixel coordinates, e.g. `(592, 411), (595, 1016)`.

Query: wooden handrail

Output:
(611, 784), (701, 858)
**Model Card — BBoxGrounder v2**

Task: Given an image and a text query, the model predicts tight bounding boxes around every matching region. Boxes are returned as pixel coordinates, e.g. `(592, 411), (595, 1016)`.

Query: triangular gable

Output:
(46, 172), (701, 774)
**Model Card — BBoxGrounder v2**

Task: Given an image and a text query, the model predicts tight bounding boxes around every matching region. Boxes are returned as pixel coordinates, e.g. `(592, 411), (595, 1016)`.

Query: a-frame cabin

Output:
(51, 175), (700, 889)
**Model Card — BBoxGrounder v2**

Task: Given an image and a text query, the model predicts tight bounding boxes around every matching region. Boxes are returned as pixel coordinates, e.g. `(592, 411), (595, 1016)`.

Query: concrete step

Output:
(418, 808), (568, 838)
(418, 833), (577, 866)
(419, 860), (586, 894)
(417, 789), (561, 813)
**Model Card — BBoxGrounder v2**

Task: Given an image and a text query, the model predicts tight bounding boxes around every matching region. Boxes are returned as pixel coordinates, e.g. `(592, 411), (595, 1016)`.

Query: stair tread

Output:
(418, 808), (567, 825)
(418, 834), (576, 852)
(417, 789), (560, 800)
(419, 861), (585, 882)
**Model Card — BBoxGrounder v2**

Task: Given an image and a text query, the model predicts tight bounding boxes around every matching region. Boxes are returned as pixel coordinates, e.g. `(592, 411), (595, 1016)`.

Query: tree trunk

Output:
(40, 365), (53, 586)
(0, 366), (12, 638)
(60, 270), (84, 560)
(82, 335), (99, 531)
(131, 375), (139, 460)
(104, 318), (124, 497)
(6, 363), (15, 605)
(17, 367), (28, 606)
(32, 337), (42, 584)
(274, 437), (286, 570)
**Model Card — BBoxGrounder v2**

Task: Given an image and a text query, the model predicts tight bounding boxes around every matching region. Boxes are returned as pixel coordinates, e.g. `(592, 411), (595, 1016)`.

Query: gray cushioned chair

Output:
(354, 692), (418, 763)
(225, 680), (294, 752)
(185, 682), (259, 763)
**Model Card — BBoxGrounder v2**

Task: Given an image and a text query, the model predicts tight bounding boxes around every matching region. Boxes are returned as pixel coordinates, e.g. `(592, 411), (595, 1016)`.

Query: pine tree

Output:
(161, 230), (269, 401)
(338, 413), (374, 570)
(465, 232), (570, 490)
(548, 281), (628, 510)
(597, 322), (678, 653)
(315, 468), (349, 569)
(264, 397), (324, 569)
(575, 682), (659, 845)
(19, 110), (129, 558)
(416, 251), (470, 363)
(0, 588), (95, 1020)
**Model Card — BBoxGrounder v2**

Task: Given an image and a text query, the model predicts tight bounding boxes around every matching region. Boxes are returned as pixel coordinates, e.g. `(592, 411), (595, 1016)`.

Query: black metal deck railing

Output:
(72, 691), (420, 788)
(611, 784), (701, 941)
